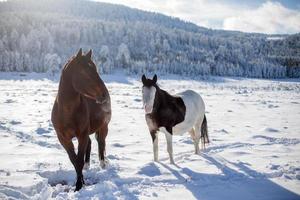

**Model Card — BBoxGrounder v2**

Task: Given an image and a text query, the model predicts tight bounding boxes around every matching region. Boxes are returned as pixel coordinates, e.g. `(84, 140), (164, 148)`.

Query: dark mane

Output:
(62, 56), (76, 71)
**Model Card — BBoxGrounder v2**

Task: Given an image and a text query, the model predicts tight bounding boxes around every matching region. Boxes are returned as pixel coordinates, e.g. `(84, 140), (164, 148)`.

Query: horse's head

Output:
(141, 74), (158, 114)
(68, 48), (108, 104)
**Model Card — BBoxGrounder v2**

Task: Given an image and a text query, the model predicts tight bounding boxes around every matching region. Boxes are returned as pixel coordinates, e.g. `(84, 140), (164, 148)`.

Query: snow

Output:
(0, 72), (300, 199)
(266, 36), (285, 41)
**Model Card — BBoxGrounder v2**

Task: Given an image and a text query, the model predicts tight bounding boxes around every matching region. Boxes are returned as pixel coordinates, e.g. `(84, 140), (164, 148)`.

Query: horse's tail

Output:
(201, 114), (209, 147)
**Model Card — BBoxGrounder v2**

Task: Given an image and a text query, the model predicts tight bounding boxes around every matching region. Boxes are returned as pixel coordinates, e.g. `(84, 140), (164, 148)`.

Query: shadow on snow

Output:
(154, 154), (300, 200)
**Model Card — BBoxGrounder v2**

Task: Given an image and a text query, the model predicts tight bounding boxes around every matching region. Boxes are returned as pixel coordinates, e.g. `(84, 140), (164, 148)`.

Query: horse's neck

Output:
(156, 89), (181, 110)
(154, 88), (185, 127)
(57, 73), (81, 106)
(155, 88), (171, 109)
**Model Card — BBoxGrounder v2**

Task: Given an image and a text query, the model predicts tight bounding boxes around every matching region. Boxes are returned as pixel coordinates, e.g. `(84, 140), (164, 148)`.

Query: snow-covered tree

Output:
(0, 0), (298, 78)
(45, 53), (61, 76)
(117, 43), (131, 69)
(98, 45), (112, 73)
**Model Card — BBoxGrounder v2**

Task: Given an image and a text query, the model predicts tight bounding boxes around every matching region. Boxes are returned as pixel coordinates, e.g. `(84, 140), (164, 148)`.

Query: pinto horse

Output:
(142, 74), (209, 164)
(51, 49), (111, 191)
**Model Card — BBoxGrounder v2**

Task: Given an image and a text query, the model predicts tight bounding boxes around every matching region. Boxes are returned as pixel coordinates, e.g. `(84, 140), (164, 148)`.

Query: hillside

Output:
(0, 0), (299, 78)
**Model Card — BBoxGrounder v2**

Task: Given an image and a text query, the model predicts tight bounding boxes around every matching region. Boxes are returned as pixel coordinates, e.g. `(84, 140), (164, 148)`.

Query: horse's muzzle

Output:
(144, 105), (153, 114)
(96, 95), (108, 104)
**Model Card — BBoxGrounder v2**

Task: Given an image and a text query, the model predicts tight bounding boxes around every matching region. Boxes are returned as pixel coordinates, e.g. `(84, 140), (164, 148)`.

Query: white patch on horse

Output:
(100, 158), (109, 169)
(83, 162), (90, 170)
(142, 86), (156, 114)
(172, 90), (205, 135)
(146, 115), (157, 131)
(164, 130), (175, 164)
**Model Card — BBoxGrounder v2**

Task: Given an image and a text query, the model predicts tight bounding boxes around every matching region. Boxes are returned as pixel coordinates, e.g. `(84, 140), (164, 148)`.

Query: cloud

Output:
(95, 0), (300, 34)
(223, 1), (300, 34)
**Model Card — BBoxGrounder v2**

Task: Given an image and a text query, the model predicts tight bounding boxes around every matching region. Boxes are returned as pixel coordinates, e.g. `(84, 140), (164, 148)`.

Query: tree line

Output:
(0, 0), (299, 78)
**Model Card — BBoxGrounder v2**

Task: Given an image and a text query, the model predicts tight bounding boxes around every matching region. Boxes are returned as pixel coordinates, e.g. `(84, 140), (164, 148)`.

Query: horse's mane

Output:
(63, 56), (76, 71)
(153, 85), (186, 128)
(156, 87), (177, 106)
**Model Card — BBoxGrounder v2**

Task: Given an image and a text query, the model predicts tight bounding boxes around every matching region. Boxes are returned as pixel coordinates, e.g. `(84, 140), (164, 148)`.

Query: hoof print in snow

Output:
(138, 163), (161, 177)
(264, 127), (279, 133)
(5, 99), (15, 103)
(36, 127), (50, 135)
(9, 120), (21, 125)
(112, 143), (125, 148)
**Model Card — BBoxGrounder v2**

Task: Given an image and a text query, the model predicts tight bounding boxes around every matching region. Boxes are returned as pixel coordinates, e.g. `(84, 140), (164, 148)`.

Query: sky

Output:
(94, 0), (300, 34)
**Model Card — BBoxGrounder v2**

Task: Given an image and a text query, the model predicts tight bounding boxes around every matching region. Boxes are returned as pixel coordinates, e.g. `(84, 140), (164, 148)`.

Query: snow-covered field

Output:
(0, 72), (300, 200)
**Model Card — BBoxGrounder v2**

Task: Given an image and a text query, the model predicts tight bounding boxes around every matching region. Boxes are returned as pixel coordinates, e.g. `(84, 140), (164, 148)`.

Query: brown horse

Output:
(51, 48), (111, 191)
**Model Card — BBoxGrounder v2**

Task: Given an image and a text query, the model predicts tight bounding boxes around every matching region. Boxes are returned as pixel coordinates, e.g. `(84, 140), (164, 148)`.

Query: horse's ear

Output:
(153, 74), (157, 83)
(141, 74), (146, 84)
(86, 49), (92, 59)
(76, 48), (82, 58)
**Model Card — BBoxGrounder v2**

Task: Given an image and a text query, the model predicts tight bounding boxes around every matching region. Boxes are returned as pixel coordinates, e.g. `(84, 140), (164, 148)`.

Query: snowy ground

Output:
(0, 72), (300, 200)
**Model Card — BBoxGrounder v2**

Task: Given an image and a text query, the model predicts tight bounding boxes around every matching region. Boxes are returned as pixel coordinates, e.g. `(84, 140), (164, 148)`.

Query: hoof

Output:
(83, 162), (90, 170)
(74, 176), (84, 191)
(74, 186), (81, 192)
(100, 158), (109, 169)
(75, 182), (83, 192)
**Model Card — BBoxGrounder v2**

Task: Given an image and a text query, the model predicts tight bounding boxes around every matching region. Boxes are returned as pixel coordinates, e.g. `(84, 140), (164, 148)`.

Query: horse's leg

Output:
(164, 129), (175, 164)
(75, 134), (89, 191)
(95, 124), (108, 168)
(83, 137), (91, 170)
(194, 124), (201, 154)
(57, 135), (80, 189)
(150, 131), (158, 162)
(189, 128), (198, 154)
(194, 116), (204, 153)
(58, 135), (77, 169)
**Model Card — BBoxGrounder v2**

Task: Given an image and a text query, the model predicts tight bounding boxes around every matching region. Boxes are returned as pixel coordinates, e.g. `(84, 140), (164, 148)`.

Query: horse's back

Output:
(172, 90), (205, 135)
(177, 90), (204, 112)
